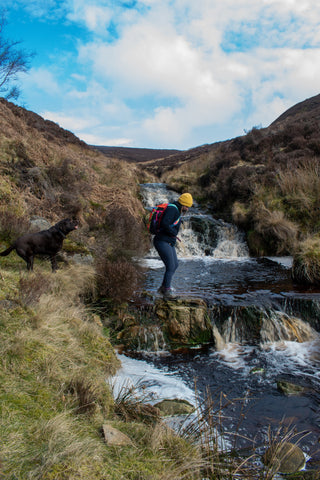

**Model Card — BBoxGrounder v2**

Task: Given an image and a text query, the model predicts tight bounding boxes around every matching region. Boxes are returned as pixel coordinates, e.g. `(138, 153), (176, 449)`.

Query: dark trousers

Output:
(153, 238), (179, 289)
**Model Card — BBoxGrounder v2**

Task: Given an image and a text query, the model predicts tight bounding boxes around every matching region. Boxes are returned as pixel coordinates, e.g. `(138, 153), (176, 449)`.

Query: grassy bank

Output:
(0, 260), (204, 480)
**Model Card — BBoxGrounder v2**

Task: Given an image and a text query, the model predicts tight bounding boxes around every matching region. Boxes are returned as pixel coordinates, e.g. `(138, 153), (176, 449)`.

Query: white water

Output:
(112, 353), (196, 406)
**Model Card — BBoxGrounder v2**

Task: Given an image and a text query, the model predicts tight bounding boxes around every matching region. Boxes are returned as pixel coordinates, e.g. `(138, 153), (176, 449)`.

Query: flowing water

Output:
(116, 183), (320, 467)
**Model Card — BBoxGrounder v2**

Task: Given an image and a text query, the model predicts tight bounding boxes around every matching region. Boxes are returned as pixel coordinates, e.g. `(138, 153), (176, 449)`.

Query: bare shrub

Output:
(95, 251), (142, 304)
(46, 158), (86, 189)
(104, 203), (148, 256)
(0, 210), (30, 243)
(18, 272), (51, 306)
(59, 191), (83, 218)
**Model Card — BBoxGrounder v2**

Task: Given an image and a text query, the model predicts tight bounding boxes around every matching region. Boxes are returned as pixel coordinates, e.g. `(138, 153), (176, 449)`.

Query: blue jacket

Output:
(154, 201), (182, 245)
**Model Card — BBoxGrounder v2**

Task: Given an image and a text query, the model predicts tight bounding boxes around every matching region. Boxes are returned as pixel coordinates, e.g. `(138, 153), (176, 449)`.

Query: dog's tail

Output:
(0, 245), (15, 257)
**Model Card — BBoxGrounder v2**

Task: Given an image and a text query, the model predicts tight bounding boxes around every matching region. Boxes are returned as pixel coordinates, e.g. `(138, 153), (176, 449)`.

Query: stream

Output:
(115, 183), (320, 469)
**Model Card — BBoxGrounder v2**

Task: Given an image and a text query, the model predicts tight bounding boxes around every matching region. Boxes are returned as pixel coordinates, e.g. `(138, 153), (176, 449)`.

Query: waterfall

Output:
(211, 306), (318, 348)
(212, 224), (249, 258)
(260, 310), (317, 344)
(141, 183), (248, 259)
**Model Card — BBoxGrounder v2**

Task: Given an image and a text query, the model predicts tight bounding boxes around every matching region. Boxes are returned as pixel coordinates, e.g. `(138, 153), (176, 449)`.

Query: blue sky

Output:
(2, 0), (320, 149)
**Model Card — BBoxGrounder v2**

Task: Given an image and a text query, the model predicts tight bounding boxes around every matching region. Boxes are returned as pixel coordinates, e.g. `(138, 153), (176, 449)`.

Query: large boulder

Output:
(154, 297), (212, 347)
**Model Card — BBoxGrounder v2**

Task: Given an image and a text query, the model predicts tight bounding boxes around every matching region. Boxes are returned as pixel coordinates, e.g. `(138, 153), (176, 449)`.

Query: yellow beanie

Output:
(178, 193), (193, 207)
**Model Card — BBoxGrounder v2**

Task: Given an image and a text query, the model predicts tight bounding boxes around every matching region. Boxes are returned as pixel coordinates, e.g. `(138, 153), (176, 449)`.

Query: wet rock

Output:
(154, 297), (212, 346)
(154, 399), (195, 416)
(263, 442), (306, 474)
(102, 424), (133, 446)
(117, 324), (166, 351)
(277, 380), (306, 396)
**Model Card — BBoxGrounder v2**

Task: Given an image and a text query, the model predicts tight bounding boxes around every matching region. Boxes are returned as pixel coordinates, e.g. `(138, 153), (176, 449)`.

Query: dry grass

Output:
(251, 200), (299, 254)
(276, 158), (320, 228)
(262, 422), (310, 479)
(0, 263), (120, 479)
(111, 378), (161, 424)
(175, 387), (311, 480)
(292, 236), (320, 285)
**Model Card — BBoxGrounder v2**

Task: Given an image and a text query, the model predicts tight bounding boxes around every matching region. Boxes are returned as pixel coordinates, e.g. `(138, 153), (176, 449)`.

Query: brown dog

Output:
(0, 218), (78, 271)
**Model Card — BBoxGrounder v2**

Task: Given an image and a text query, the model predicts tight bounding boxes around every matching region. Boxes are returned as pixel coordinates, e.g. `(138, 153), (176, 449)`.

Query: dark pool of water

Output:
(134, 343), (320, 466)
(142, 256), (320, 306)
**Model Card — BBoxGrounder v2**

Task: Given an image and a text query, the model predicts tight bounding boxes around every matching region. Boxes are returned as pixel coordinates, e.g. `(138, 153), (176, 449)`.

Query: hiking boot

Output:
(158, 286), (177, 299)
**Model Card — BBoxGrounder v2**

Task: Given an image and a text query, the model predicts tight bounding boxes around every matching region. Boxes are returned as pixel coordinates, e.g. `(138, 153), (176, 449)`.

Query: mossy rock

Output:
(155, 297), (212, 346)
(154, 399), (195, 416)
(277, 380), (306, 396)
(263, 442), (306, 474)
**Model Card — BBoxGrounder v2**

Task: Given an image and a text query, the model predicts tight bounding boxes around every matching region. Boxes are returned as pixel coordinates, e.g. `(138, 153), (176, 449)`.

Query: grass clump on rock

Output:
(292, 237), (320, 285)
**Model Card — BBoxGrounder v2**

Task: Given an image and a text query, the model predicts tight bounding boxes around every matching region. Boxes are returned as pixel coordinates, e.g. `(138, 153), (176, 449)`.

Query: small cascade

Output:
(136, 325), (167, 352)
(140, 182), (248, 259)
(212, 224), (249, 258)
(211, 305), (318, 347)
(260, 310), (317, 344)
(212, 325), (227, 350)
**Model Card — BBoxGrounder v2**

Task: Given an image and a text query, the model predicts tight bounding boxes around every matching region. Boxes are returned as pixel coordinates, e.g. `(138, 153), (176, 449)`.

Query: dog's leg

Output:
(29, 256), (34, 271)
(16, 249), (33, 271)
(50, 255), (58, 272)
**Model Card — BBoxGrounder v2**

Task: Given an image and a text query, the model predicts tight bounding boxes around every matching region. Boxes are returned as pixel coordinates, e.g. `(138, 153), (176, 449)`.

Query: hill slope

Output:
(93, 145), (181, 163)
(0, 98), (149, 257)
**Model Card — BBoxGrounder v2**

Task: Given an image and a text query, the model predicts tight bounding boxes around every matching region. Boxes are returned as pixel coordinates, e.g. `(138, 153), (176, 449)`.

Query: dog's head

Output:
(55, 218), (79, 235)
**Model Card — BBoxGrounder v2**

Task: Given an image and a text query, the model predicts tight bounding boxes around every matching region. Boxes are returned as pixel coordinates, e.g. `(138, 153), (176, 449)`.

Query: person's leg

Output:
(153, 239), (179, 289)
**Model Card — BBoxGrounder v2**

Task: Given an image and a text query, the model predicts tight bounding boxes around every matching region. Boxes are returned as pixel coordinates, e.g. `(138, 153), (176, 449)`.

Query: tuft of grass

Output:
(250, 199), (299, 254)
(0, 263), (119, 479)
(111, 378), (161, 425)
(292, 236), (320, 285)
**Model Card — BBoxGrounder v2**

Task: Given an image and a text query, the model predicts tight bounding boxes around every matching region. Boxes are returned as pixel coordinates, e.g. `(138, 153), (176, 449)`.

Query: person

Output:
(153, 192), (193, 297)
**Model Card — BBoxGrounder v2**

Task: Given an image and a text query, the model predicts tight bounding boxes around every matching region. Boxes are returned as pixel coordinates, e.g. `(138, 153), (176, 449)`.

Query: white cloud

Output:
(24, 67), (60, 94)
(80, 133), (132, 146)
(67, 2), (113, 34)
(41, 111), (96, 131)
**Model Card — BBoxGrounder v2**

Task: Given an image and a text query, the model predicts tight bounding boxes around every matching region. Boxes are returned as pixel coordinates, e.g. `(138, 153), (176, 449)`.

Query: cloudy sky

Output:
(3, 0), (320, 149)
